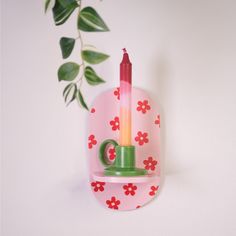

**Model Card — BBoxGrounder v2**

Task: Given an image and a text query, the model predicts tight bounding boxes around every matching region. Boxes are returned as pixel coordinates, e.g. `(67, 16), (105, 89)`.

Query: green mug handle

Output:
(99, 139), (118, 167)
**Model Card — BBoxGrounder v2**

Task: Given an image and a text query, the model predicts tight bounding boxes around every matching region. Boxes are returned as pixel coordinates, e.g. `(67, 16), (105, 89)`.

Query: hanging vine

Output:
(45, 0), (110, 109)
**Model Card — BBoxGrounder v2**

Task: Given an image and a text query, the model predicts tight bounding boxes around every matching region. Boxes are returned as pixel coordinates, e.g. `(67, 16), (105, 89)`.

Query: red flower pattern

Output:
(88, 92), (160, 210)
(109, 116), (120, 131)
(137, 100), (151, 114)
(90, 108), (96, 113)
(114, 87), (120, 100)
(143, 157), (157, 171)
(123, 183), (137, 196)
(91, 181), (105, 192)
(106, 196), (120, 210)
(149, 186), (159, 196)
(135, 131), (149, 145)
(155, 114), (160, 127)
(108, 147), (116, 160)
(88, 135), (97, 149)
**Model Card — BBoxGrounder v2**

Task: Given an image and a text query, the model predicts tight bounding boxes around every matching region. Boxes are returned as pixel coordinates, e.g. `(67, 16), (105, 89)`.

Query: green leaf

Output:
(58, 0), (75, 7)
(84, 66), (105, 85)
(60, 37), (75, 59)
(64, 83), (77, 104)
(78, 7), (109, 32)
(81, 50), (109, 64)
(76, 90), (88, 110)
(45, 0), (56, 13)
(53, 0), (79, 26)
(45, 0), (51, 13)
(58, 62), (80, 81)
(63, 82), (74, 96)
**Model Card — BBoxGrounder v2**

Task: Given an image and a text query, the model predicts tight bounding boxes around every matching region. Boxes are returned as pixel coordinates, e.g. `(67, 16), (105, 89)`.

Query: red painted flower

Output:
(149, 186), (159, 196)
(109, 116), (120, 131)
(137, 100), (151, 114)
(88, 135), (97, 149)
(114, 87), (120, 100)
(155, 114), (160, 127)
(108, 147), (116, 161)
(136, 205), (141, 209)
(143, 157), (157, 171)
(90, 108), (95, 113)
(123, 183), (137, 196)
(135, 131), (149, 145)
(91, 181), (105, 192)
(106, 196), (120, 210)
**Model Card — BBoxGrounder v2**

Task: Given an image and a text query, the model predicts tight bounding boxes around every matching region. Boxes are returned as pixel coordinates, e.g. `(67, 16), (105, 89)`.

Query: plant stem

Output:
(76, 0), (85, 89)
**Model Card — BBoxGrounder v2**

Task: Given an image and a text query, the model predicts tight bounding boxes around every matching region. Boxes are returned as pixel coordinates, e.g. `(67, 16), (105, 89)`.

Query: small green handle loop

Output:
(99, 139), (118, 167)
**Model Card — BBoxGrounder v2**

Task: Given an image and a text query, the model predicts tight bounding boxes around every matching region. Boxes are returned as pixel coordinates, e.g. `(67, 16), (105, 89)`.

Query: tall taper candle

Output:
(119, 48), (132, 146)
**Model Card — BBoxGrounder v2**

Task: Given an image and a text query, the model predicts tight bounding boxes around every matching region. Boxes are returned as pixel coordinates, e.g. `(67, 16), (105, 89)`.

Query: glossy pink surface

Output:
(87, 87), (161, 211)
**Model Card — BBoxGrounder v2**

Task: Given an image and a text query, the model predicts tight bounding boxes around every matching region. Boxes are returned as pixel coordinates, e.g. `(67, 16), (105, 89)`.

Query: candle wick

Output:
(122, 48), (127, 54)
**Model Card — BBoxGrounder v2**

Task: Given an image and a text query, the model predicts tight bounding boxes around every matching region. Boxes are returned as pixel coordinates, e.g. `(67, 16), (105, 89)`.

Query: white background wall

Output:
(1, 0), (236, 235)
